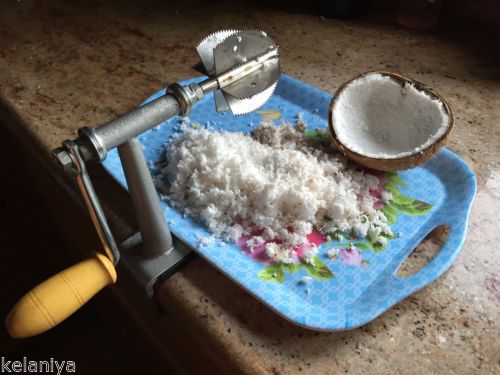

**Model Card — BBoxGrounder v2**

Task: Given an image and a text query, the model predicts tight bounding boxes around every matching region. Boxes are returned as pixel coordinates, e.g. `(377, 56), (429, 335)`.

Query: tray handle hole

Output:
(397, 224), (450, 278)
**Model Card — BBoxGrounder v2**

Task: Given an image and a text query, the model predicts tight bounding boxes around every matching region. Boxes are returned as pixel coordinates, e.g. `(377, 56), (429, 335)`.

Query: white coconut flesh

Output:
(331, 73), (450, 159)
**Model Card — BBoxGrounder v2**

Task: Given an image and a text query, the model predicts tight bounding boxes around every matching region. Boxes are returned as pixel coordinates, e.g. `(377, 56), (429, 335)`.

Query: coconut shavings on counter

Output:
(162, 122), (392, 264)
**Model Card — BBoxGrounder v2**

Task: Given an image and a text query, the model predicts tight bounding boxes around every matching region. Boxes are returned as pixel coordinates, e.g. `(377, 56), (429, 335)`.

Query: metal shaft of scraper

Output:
(95, 94), (181, 152)
(216, 49), (278, 90)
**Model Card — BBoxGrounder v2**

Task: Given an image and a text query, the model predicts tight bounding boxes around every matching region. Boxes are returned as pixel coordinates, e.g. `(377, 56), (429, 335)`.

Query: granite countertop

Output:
(1, 1), (499, 373)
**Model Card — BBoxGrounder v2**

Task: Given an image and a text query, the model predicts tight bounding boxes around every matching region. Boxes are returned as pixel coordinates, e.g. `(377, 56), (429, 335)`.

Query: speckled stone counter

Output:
(1, 1), (499, 373)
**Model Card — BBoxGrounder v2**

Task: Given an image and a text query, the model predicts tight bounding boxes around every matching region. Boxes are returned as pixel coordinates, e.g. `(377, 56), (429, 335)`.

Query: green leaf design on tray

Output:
(325, 230), (350, 243)
(304, 129), (332, 147)
(335, 242), (369, 250)
(412, 200), (433, 213)
(259, 257), (335, 283)
(385, 172), (407, 187)
(352, 242), (370, 250)
(391, 192), (415, 205)
(258, 263), (285, 283)
(365, 233), (396, 252)
(282, 263), (302, 274)
(381, 203), (398, 224)
(335, 235), (394, 252)
(383, 172), (433, 218)
(391, 200), (432, 215)
(304, 256), (335, 280)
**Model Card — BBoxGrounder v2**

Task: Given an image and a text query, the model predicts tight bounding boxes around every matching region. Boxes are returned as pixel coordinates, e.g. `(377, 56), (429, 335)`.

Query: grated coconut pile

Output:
(162, 121), (392, 264)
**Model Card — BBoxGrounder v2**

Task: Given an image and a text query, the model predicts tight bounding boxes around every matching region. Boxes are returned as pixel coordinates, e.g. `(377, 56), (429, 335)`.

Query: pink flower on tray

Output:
(307, 231), (326, 246)
(339, 247), (368, 267)
(365, 170), (390, 210)
(369, 188), (383, 198)
(237, 232), (270, 263)
(369, 187), (385, 209)
(237, 229), (326, 264)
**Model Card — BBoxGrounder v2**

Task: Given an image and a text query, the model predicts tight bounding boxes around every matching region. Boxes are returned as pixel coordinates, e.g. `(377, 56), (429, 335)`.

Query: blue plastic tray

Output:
(103, 75), (476, 331)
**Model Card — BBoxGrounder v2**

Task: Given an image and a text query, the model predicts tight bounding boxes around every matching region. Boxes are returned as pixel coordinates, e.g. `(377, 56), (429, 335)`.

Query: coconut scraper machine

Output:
(6, 29), (281, 338)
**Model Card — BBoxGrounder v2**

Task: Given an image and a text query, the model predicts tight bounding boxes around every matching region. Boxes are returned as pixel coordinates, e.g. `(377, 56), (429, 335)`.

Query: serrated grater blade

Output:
(196, 29), (239, 76)
(223, 81), (277, 116)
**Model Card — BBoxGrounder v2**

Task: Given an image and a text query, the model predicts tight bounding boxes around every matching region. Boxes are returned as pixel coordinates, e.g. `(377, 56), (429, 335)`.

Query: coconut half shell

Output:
(329, 71), (453, 171)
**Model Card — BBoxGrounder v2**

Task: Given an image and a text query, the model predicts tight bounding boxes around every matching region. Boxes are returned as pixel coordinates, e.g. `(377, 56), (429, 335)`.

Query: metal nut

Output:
(51, 147), (74, 173)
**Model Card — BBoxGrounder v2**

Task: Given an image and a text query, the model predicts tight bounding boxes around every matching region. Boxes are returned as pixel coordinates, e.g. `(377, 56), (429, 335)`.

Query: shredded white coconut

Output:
(163, 122), (392, 262)
(197, 235), (215, 247)
(327, 249), (339, 259)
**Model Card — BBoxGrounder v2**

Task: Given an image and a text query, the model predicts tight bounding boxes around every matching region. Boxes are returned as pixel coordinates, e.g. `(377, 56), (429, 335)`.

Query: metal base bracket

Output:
(119, 232), (195, 297)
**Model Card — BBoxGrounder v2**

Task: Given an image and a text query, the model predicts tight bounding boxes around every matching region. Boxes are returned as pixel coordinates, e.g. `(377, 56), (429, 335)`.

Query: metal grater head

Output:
(194, 29), (280, 115)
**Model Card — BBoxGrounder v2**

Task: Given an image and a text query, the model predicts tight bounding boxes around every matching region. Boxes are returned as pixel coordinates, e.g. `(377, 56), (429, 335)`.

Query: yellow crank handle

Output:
(5, 253), (116, 339)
